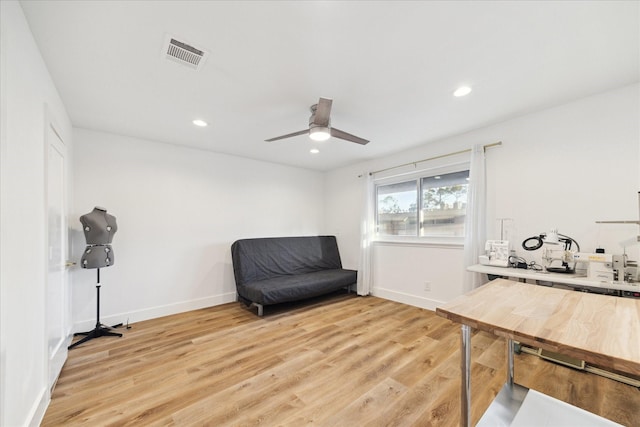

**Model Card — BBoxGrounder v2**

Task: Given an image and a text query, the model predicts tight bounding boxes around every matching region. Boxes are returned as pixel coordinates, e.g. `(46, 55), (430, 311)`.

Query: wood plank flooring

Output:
(44, 292), (639, 426)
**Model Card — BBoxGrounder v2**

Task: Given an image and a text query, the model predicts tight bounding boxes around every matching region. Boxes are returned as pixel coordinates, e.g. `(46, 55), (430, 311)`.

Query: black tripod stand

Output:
(69, 268), (123, 349)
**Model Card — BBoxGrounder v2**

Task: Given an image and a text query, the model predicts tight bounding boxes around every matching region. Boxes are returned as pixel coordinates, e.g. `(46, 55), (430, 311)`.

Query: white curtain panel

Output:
(357, 172), (374, 295)
(463, 144), (487, 292)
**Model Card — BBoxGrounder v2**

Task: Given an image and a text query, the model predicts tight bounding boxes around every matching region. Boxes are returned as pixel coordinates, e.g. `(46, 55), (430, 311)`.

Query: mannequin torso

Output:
(80, 207), (117, 269)
(80, 206), (117, 245)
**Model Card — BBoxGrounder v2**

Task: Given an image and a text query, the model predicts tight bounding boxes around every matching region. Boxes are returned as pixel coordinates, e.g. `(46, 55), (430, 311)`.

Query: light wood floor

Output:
(45, 292), (639, 426)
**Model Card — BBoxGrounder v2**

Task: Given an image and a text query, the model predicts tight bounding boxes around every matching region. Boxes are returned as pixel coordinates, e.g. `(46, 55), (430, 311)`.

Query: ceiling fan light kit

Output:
(266, 97), (369, 145)
(309, 126), (331, 141)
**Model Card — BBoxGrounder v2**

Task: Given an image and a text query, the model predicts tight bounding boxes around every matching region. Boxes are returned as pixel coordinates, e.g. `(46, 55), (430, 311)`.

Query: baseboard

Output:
(28, 386), (49, 427)
(73, 292), (237, 332)
(372, 287), (445, 311)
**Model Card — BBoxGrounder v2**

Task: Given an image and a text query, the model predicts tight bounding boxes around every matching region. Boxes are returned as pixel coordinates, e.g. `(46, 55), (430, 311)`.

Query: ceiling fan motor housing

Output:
(309, 104), (330, 128)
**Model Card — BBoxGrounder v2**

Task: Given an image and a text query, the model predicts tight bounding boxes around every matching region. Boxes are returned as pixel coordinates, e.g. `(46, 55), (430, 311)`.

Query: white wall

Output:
(0, 2), (74, 426)
(2, 3), (638, 424)
(325, 83), (640, 310)
(71, 129), (324, 330)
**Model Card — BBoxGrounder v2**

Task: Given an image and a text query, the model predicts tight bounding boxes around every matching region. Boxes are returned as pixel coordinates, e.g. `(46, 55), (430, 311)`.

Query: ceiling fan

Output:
(265, 97), (369, 145)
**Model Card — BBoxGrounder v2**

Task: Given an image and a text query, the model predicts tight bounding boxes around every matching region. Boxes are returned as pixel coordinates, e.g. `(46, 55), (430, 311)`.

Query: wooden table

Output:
(436, 278), (640, 426)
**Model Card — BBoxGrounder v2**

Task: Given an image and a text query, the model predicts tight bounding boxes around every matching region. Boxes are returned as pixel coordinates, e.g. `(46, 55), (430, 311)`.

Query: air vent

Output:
(162, 35), (208, 71)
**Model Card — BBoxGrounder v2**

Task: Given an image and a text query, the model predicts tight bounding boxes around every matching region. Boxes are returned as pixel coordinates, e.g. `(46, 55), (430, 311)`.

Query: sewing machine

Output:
(479, 240), (510, 267)
(542, 245), (576, 273)
(521, 229), (579, 273)
(573, 252), (639, 283)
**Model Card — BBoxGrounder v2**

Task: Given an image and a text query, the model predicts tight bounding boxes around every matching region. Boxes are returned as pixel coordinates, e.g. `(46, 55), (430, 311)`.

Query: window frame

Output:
(373, 161), (470, 246)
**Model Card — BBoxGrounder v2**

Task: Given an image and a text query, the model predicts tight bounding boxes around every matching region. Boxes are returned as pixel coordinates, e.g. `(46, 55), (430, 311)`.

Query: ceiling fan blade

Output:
(330, 127), (369, 145)
(313, 97), (332, 126)
(265, 129), (309, 142)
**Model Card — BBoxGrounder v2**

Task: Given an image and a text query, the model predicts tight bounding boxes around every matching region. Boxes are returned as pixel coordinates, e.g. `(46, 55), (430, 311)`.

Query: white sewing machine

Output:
(573, 252), (639, 283)
(479, 240), (510, 267)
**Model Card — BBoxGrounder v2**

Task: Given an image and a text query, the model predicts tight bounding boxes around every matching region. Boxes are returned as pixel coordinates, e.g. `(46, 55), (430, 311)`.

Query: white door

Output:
(46, 121), (69, 390)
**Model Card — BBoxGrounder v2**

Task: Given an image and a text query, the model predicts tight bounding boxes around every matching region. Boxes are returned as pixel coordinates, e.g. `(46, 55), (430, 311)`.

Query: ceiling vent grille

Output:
(163, 35), (208, 71)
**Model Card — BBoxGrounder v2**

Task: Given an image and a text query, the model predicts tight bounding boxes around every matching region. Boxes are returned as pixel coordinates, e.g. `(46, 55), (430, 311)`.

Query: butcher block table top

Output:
(436, 279), (640, 377)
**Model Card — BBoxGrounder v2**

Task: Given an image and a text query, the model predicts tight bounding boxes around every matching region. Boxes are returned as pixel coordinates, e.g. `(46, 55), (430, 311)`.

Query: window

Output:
(375, 168), (469, 239)
(420, 170), (469, 237)
(376, 180), (418, 236)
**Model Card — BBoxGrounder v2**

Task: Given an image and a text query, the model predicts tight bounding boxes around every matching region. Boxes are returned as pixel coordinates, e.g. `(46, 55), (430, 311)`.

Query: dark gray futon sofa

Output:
(231, 236), (357, 316)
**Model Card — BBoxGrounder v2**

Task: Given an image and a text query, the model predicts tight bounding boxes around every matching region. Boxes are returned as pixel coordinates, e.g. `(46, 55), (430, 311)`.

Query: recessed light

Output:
(453, 86), (472, 97)
(192, 119), (208, 127)
(310, 148), (320, 154)
(434, 175), (441, 179)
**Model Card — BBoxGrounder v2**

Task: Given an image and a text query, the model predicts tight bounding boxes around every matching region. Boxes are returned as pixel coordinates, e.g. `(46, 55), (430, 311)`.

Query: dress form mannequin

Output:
(80, 206), (117, 269)
(69, 207), (123, 349)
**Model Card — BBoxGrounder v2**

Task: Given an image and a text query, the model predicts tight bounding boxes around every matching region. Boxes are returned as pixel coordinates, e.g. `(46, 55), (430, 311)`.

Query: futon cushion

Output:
(231, 236), (344, 286)
(237, 269), (357, 305)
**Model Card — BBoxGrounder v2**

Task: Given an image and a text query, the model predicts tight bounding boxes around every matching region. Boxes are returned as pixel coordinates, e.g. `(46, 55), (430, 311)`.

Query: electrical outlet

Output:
(424, 281), (431, 292)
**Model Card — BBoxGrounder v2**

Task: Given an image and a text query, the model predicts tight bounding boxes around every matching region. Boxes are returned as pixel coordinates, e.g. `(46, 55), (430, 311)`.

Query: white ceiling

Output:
(20, 1), (639, 171)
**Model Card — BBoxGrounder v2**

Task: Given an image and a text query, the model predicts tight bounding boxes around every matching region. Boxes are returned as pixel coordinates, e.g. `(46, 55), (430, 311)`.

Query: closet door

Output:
(45, 118), (70, 390)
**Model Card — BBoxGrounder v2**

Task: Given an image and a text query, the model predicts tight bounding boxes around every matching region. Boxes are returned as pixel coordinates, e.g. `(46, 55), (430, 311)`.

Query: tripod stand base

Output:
(68, 323), (123, 350)
(70, 269), (126, 350)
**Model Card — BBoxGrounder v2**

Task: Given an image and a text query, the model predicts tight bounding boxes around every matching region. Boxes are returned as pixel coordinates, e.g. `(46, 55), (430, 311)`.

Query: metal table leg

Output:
(507, 338), (514, 388)
(461, 324), (471, 427)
